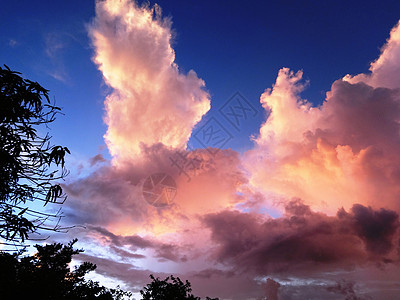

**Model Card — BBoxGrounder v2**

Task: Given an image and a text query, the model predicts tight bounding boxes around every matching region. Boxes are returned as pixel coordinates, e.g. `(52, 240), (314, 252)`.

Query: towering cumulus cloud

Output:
(89, 0), (210, 164)
(246, 21), (400, 214)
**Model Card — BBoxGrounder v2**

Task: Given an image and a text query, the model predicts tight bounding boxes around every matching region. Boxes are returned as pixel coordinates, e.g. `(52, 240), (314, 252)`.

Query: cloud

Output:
(44, 32), (70, 83)
(64, 145), (246, 236)
(88, 225), (154, 249)
(77, 249), (271, 300)
(345, 204), (398, 255)
(246, 27), (400, 213)
(8, 39), (17, 47)
(202, 200), (400, 275)
(88, 0), (210, 164)
(45, 32), (66, 59)
(327, 280), (370, 300)
(87, 225), (188, 262)
(63, 145), (250, 297)
(88, 153), (107, 166)
(63, 164), (147, 228)
(62, 2), (400, 298)
(75, 253), (153, 292)
(344, 20), (400, 89)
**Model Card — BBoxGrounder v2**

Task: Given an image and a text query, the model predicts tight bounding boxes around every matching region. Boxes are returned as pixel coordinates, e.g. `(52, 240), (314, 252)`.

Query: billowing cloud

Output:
(65, 146), (245, 236)
(246, 22), (400, 214)
(203, 200), (399, 274)
(61, 2), (400, 298)
(89, 0), (210, 163)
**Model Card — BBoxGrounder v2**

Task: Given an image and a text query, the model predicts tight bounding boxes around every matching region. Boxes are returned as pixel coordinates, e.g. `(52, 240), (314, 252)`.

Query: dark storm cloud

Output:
(339, 204), (398, 255)
(202, 200), (400, 274)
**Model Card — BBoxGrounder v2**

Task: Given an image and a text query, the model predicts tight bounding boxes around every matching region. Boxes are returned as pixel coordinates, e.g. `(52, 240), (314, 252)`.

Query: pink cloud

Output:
(62, 2), (400, 298)
(89, 0), (210, 163)
(246, 23), (400, 214)
(202, 200), (399, 274)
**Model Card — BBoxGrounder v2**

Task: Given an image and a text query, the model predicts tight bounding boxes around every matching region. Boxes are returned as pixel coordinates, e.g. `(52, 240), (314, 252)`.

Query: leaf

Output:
(18, 207), (28, 216)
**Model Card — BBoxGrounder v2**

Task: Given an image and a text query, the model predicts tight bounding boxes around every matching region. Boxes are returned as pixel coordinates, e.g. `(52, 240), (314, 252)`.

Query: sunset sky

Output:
(2, 0), (400, 299)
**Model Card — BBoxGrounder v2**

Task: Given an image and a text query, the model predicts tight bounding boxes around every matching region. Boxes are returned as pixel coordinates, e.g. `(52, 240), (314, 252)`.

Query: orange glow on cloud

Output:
(246, 22), (400, 214)
(84, 0), (400, 237)
(89, 0), (210, 164)
(67, 1), (400, 297)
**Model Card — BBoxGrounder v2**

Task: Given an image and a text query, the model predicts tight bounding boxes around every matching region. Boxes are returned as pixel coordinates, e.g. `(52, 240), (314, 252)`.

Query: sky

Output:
(2, 0), (400, 299)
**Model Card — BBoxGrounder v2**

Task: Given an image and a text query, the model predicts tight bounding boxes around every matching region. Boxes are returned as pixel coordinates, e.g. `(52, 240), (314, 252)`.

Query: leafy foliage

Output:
(0, 239), (132, 299)
(0, 65), (70, 247)
(140, 274), (219, 300)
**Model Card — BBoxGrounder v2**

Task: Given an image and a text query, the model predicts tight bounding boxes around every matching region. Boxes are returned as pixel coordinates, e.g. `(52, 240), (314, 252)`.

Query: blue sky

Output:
(2, 0), (400, 160)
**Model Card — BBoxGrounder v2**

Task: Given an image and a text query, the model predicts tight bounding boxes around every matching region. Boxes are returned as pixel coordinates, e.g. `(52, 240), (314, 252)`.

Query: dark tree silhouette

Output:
(140, 274), (219, 300)
(0, 65), (71, 249)
(0, 239), (132, 299)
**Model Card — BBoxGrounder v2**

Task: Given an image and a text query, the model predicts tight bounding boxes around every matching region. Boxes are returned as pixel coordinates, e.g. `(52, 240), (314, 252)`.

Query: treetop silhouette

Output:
(0, 65), (70, 249)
